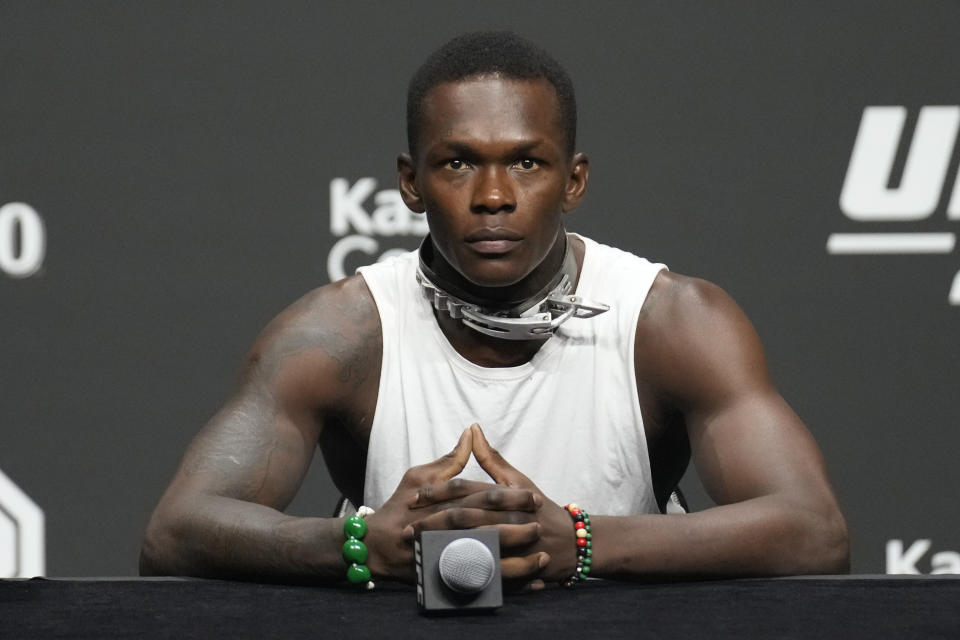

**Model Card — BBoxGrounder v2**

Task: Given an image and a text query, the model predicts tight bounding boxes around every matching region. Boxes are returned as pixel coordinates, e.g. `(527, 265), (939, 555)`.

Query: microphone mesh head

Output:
(438, 537), (496, 593)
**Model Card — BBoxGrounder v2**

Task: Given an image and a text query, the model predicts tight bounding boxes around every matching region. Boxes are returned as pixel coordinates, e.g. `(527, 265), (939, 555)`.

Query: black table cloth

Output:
(2, 575), (958, 638)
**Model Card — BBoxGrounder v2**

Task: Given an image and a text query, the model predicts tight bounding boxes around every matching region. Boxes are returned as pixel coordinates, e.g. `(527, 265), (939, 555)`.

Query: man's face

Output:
(400, 75), (587, 290)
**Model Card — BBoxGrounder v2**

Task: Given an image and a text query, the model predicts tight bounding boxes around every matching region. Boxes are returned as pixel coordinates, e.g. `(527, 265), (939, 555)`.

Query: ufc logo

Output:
(841, 106), (960, 221)
(829, 107), (960, 304)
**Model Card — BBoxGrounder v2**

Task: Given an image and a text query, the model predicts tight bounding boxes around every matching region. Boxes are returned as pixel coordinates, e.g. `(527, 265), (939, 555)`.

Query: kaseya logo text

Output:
(827, 106), (960, 305)
(325, 178), (427, 282)
(886, 539), (959, 575)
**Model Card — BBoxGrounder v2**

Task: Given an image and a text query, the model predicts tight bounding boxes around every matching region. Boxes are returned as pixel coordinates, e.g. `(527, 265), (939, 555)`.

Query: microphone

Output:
(439, 537), (496, 592)
(415, 529), (502, 612)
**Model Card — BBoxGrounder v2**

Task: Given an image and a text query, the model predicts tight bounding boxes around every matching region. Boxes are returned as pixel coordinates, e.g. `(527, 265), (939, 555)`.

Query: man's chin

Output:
(447, 252), (521, 285)
(461, 269), (527, 291)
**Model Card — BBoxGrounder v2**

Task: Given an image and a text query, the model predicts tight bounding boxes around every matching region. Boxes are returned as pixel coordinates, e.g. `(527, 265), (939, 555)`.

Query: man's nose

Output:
(470, 166), (516, 214)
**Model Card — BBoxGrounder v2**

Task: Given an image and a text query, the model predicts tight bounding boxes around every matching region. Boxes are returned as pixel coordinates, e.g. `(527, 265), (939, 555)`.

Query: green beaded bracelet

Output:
(561, 503), (591, 588)
(343, 506), (375, 590)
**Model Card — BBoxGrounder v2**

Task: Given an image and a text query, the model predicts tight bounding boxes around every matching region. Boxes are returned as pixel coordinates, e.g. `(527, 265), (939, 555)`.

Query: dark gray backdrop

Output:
(2, 1), (958, 576)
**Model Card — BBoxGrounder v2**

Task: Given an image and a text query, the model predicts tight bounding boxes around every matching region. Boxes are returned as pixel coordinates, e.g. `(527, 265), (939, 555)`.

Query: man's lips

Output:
(465, 228), (523, 242)
(464, 229), (523, 254)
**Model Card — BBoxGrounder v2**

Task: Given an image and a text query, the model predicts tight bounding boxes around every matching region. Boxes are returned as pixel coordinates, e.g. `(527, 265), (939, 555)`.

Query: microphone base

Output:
(415, 530), (503, 613)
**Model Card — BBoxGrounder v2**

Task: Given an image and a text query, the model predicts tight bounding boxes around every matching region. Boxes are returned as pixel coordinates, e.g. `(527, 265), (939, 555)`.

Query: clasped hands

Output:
(364, 423), (576, 589)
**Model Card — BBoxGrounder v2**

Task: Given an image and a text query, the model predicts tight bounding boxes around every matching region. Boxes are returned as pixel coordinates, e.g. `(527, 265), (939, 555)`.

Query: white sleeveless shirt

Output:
(357, 235), (666, 516)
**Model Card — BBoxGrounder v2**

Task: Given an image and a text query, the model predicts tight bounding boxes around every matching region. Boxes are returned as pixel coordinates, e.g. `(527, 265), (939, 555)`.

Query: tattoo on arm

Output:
(254, 290), (381, 389)
(179, 281), (381, 505)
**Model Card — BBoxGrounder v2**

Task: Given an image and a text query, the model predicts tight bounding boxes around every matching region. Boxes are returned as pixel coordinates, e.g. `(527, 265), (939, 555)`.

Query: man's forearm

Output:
(140, 495), (346, 583)
(589, 495), (849, 580)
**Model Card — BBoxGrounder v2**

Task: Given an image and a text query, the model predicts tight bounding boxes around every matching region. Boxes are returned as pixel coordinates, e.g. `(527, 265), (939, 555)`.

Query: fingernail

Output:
(533, 493), (543, 508)
(538, 552), (550, 568)
(402, 525), (414, 540)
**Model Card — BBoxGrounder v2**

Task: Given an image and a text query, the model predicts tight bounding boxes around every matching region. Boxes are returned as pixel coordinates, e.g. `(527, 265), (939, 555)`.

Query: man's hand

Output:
(364, 427), (544, 583)
(407, 424), (577, 588)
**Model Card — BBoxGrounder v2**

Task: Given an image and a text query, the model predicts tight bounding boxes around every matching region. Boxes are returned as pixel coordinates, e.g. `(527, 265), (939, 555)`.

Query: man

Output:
(140, 32), (848, 588)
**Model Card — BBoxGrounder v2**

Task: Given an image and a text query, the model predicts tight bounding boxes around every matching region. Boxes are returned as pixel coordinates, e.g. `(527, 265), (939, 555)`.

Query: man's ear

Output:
(397, 153), (425, 213)
(562, 152), (589, 213)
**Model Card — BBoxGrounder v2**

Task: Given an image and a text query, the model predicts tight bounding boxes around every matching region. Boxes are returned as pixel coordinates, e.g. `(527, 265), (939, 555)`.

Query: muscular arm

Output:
(444, 273), (848, 584)
(141, 276), (545, 584)
(139, 276), (381, 582)
(590, 272), (848, 579)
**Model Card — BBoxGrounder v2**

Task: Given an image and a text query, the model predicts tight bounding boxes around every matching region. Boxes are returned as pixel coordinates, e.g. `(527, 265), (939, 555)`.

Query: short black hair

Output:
(406, 31), (577, 159)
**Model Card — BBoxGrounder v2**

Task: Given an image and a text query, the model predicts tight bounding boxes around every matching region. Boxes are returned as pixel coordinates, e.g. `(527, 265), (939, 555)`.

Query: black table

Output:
(2, 576), (959, 638)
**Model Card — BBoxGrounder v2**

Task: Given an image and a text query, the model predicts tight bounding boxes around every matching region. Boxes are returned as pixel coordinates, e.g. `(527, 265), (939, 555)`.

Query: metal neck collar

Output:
(416, 235), (610, 341)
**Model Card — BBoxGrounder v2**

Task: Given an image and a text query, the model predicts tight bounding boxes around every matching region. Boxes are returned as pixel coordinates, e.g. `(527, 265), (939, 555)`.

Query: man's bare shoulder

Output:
(639, 271), (742, 329)
(243, 274), (382, 408)
(636, 271), (769, 403)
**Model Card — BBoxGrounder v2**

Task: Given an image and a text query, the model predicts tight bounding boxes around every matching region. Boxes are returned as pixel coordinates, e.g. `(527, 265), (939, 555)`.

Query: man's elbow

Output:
(139, 541), (163, 576)
(819, 508), (850, 574)
(139, 528), (168, 576)
(795, 504), (850, 575)
(139, 505), (184, 576)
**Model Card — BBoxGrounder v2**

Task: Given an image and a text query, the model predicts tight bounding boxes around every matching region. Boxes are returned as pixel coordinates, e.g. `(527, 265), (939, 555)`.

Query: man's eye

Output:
(447, 159), (466, 170)
(516, 158), (538, 170)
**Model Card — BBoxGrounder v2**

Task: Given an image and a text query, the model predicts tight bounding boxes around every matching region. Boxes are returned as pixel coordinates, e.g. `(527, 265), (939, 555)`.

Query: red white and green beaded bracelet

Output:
(561, 503), (592, 588)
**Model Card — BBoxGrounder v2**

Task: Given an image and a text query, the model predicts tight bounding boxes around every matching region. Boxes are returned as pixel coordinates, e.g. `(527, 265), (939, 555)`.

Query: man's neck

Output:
(429, 233), (585, 368)
(426, 229), (569, 310)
